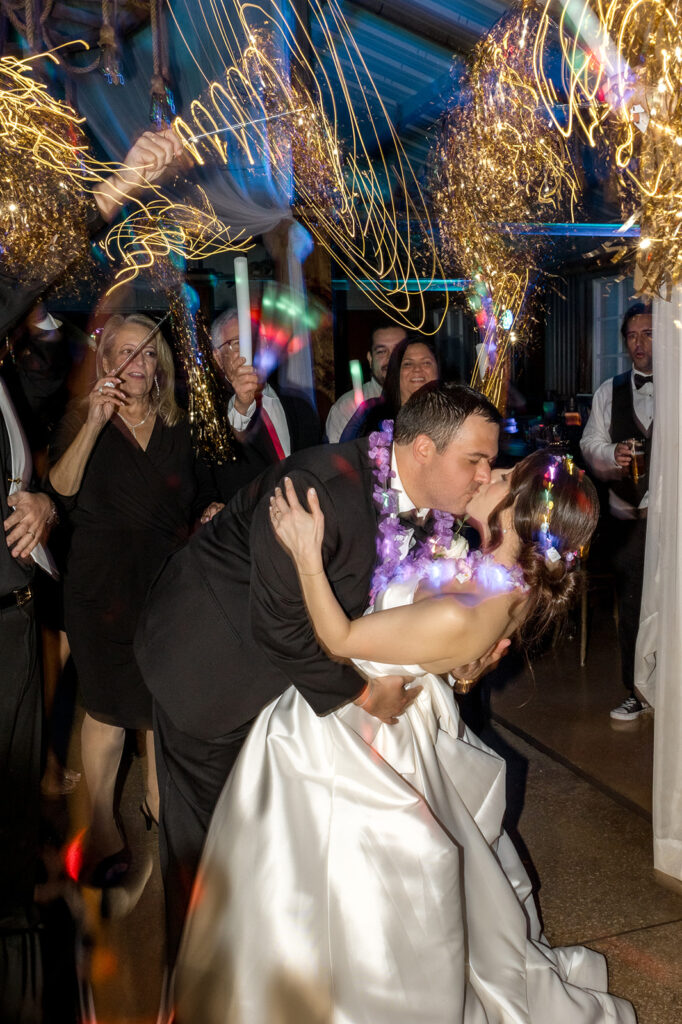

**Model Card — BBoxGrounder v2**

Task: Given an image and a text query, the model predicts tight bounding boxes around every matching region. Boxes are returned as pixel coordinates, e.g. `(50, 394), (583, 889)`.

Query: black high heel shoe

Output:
(140, 799), (159, 831)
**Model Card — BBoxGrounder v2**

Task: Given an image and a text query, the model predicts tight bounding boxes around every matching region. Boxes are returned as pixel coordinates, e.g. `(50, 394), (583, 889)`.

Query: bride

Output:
(174, 447), (635, 1024)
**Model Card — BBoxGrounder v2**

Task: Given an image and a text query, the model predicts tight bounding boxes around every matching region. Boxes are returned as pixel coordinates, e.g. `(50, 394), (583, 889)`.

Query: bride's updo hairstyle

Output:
(488, 450), (599, 639)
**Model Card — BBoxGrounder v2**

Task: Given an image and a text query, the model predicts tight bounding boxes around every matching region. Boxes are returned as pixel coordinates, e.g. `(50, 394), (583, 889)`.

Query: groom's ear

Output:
(411, 434), (436, 465)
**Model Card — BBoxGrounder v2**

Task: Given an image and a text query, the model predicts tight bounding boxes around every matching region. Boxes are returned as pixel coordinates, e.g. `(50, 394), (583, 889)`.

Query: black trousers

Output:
(153, 702), (253, 971)
(609, 516), (647, 695)
(0, 599), (43, 1023)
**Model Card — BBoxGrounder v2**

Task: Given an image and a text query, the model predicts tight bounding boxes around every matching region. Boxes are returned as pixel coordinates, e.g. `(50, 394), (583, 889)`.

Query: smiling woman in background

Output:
(339, 337), (440, 441)
(49, 313), (212, 886)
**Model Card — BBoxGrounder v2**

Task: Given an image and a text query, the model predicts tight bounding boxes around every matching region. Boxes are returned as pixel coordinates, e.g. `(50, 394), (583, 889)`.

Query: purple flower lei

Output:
(368, 421), (409, 604)
(368, 420), (527, 603)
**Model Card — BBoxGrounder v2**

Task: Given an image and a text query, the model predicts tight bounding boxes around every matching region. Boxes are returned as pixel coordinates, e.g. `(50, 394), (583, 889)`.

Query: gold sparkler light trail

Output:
(431, 3), (583, 409)
(101, 190), (252, 294)
(168, 0), (447, 334)
(0, 48), (251, 294)
(531, 0), (682, 296)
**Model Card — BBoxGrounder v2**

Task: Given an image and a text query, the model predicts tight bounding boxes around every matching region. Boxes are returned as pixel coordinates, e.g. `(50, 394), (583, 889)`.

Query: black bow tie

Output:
(399, 509), (430, 527)
(634, 374), (653, 390)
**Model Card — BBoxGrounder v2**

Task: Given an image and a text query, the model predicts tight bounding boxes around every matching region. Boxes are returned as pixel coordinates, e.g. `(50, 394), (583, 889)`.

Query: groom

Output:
(135, 381), (501, 965)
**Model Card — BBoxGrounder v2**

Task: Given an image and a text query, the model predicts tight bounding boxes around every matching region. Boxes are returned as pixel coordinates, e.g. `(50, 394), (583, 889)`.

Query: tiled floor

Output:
(41, 598), (681, 1022)
(484, 599), (682, 1023)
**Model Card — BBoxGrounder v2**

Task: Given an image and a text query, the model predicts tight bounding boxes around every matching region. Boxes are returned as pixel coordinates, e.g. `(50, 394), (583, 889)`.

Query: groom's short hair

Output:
(394, 381), (501, 453)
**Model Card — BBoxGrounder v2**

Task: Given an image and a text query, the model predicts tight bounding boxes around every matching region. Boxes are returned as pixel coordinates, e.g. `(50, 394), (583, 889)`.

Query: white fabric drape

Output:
(635, 290), (682, 881)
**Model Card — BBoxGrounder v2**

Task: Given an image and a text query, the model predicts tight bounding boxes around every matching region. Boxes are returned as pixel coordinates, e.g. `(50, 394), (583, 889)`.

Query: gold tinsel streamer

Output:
(431, 3), (582, 409)
(167, 282), (237, 465)
(0, 52), (94, 283)
(531, 0), (682, 297)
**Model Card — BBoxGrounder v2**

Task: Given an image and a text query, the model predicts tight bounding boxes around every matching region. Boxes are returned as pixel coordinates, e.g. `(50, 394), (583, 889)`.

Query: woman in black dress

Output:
(49, 313), (211, 882)
(339, 337), (439, 441)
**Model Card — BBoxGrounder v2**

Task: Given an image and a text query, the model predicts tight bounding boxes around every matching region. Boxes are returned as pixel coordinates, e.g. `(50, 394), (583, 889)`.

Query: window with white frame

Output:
(591, 276), (637, 391)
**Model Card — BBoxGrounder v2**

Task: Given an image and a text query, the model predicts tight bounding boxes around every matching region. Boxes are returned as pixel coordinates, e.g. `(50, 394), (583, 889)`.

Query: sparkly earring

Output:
(154, 374), (160, 403)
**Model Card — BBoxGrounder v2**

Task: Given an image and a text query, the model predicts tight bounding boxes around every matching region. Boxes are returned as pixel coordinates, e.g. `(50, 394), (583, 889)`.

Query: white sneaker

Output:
(610, 696), (651, 721)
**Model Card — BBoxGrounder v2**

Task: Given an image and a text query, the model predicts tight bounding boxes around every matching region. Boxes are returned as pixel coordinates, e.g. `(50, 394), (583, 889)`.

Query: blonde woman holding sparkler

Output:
(49, 314), (213, 887)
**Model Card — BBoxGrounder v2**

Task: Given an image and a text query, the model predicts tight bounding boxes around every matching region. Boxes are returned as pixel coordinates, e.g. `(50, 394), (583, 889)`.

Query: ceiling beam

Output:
(349, 0), (481, 54)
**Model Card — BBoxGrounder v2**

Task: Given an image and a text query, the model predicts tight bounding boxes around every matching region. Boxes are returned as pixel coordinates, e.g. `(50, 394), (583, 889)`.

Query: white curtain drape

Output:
(635, 290), (682, 882)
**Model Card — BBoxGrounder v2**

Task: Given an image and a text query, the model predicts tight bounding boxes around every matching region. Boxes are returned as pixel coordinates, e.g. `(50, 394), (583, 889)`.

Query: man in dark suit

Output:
(0, 377), (59, 1024)
(135, 381), (503, 968)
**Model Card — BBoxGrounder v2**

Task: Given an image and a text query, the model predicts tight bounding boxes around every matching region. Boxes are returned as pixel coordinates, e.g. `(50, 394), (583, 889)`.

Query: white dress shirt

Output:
(227, 383), (291, 457)
(325, 378), (382, 444)
(580, 369), (653, 518)
(390, 446), (429, 518)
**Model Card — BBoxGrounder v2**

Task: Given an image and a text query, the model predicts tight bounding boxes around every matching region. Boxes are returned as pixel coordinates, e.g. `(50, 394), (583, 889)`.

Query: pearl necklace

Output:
(118, 405), (154, 441)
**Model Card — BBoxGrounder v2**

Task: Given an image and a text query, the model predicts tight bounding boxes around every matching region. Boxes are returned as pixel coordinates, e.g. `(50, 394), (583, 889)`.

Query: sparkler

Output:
(167, 0), (447, 333)
(187, 108), (305, 142)
(0, 49), (251, 295)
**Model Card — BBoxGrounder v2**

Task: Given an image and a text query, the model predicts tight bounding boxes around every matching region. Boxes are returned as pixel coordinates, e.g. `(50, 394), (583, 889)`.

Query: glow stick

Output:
(234, 257), (252, 365)
(475, 343), (489, 382)
(349, 360), (364, 408)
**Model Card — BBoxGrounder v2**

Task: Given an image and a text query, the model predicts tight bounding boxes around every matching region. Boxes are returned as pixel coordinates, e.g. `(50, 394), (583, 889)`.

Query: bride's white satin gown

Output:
(175, 581), (635, 1024)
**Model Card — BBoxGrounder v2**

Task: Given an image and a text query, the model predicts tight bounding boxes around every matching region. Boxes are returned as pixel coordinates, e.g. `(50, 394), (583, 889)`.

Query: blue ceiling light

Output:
(504, 222), (641, 237)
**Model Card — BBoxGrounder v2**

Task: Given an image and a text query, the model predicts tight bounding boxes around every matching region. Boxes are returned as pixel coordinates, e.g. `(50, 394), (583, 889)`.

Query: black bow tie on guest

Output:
(634, 373), (653, 390)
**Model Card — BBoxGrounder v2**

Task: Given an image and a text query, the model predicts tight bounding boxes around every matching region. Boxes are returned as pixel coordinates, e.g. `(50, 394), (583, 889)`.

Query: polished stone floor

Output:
(40, 598), (680, 1023)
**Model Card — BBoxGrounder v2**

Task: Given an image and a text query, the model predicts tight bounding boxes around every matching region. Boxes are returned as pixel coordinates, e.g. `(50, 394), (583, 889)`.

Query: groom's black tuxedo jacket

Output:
(135, 438), (379, 740)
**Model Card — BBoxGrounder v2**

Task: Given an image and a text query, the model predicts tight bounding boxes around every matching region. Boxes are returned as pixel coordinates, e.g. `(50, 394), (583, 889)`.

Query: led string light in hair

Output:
(539, 455), (579, 566)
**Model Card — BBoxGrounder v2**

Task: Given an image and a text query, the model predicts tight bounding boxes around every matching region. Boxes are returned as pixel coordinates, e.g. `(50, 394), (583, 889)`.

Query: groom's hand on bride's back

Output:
(355, 675), (422, 724)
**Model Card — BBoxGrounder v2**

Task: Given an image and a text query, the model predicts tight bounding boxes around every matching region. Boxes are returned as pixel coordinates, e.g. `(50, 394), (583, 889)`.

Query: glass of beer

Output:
(629, 439), (645, 483)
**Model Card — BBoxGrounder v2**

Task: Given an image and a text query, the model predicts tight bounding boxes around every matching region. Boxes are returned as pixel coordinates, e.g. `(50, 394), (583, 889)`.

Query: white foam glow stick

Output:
(349, 360), (364, 408)
(234, 257), (252, 365)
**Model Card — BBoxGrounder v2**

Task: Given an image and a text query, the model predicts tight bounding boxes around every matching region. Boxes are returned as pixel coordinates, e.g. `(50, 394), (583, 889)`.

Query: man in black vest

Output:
(581, 302), (653, 722)
(135, 382), (504, 970)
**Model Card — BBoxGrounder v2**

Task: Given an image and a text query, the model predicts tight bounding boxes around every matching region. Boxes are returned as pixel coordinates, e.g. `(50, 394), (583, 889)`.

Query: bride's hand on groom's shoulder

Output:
(270, 476), (325, 573)
(355, 675), (422, 724)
